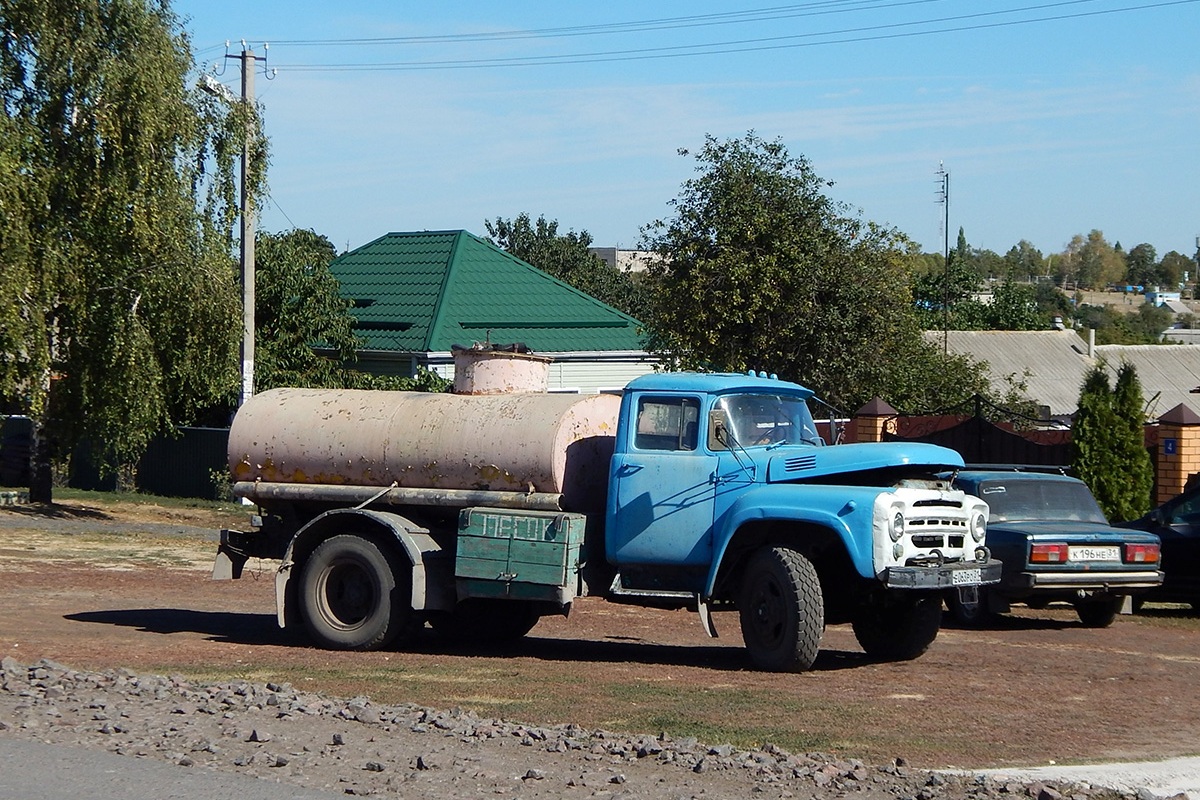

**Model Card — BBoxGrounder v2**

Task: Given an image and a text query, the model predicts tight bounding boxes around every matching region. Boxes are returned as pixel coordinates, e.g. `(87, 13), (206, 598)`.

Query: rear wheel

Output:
(1074, 596), (1123, 628)
(429, 599), (540, 643)
(853, 596), (942, 661)
(738, 547), (824, 672)
(300, 534), (412, 650)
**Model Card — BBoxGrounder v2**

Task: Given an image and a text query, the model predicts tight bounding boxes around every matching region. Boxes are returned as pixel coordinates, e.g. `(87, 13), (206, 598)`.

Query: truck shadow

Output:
(63, 609), (869, 671)
(410, 633), (870, 672)
(940, 615), (1076, 632)
(64, 609), (303, 646)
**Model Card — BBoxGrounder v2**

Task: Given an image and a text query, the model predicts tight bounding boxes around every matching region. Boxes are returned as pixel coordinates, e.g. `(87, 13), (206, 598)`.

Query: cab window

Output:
(709, 393), (820, 450)
(634, 397), (700, 451)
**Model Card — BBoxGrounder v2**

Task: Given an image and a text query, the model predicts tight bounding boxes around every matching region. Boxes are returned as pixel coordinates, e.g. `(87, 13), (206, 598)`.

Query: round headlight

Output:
(971, 512), (986, 543)
(890, 511), (905, 542)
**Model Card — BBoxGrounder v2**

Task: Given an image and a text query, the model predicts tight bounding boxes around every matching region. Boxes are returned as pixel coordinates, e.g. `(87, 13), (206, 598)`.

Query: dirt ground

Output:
(1, 498), (1198, 775)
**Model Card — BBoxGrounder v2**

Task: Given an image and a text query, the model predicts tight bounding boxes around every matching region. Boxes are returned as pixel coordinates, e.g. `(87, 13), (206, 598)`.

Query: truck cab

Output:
(603, 371), (999, 670)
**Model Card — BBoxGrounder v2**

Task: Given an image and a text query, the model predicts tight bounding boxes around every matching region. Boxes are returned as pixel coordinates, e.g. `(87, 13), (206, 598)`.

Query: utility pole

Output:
(229, 44), (266, 407)
(937, 163), (950, 354)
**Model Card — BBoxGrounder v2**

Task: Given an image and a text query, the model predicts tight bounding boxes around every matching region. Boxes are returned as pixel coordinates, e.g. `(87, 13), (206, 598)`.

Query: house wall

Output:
(542, 356), (656, 393)
(410, 348), (659, 394)
(422, 352), (657, 394)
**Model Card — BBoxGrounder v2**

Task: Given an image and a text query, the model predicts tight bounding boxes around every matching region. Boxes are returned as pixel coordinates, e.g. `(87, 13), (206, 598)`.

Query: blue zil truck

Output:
(216, 370), (999, 671)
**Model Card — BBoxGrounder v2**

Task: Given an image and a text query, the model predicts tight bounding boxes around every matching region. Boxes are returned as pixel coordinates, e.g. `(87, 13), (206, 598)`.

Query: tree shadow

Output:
(1, 502), (112, 521)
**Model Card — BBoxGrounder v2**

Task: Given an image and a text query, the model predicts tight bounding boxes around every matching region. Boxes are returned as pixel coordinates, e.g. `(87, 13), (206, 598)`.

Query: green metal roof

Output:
(329, 230), (645, 354)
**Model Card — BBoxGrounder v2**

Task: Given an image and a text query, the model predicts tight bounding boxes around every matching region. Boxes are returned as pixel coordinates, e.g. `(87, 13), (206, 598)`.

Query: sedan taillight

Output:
(1124, 543), (1161, 564)
(1030, 543), (1069, 563)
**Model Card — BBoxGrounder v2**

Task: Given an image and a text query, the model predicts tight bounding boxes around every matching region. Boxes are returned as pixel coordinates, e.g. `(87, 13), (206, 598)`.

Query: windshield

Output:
(976, 478), (1107, 524)
(714, 393), (821, 448)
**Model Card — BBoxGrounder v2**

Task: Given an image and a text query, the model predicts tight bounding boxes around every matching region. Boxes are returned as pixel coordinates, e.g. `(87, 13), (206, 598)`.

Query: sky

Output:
(173, 1), (1200, 263)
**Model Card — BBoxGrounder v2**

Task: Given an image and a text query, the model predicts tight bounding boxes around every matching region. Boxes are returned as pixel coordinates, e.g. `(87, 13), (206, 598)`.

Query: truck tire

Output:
(853, 596), (941, 661)
(429, 599), (540, 644)
(300, 534), (412, 651)
(1074, 596), (1122, 628)
(738, 547), (824, 672)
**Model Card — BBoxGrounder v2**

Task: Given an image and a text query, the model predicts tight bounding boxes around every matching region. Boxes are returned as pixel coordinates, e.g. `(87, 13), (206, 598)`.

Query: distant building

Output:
(1146, 290), (1183, 307)
(589, 247), (659, 274)
(927, 328), (1200, 420)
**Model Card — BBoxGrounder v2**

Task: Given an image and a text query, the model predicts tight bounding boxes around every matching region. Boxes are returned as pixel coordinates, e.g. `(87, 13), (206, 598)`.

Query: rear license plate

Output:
(1068, 545), (1120, 562)
(952, 568), (982, 586)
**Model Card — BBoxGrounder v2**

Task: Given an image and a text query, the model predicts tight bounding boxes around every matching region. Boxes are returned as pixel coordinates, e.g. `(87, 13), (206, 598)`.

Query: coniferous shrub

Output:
(1071, 362), (1153, 521)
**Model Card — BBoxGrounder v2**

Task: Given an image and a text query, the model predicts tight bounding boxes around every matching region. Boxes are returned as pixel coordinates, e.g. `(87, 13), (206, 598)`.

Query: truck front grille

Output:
(912, 534), (965, 549)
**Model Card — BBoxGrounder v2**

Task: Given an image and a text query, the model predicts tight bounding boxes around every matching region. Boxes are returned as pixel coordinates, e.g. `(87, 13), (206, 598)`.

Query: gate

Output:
(883, 395), (1072, 470)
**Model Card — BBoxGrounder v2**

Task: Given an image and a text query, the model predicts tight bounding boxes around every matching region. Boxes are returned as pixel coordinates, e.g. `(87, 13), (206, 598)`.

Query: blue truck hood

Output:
(766, 441), (964, 483)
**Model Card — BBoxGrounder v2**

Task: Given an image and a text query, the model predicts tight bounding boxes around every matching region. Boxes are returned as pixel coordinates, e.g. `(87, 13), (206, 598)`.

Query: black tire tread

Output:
(738, 546), (824, 672)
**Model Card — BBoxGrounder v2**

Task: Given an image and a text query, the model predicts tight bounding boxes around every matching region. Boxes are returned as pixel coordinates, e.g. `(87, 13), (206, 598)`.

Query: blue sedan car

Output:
(948, 470), (1163, 627)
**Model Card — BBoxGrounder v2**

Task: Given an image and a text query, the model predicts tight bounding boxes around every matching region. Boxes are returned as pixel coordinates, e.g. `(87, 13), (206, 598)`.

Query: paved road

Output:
(0, 738), (345, 800)
(966, 757), (1200, 798)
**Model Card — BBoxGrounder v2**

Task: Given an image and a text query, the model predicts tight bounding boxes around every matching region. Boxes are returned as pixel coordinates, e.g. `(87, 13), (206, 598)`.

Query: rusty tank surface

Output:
(228, 388), (621, 512)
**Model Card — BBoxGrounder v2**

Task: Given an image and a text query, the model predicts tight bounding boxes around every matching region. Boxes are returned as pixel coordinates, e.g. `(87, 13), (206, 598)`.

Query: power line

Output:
(261, 0), (1197, 72)
(261, 0), (946, 46)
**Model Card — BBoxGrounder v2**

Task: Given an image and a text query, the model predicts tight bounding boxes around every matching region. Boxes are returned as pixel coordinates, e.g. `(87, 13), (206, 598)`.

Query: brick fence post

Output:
(1154, 403), (1200, 504)
(851, 397), (898, 444)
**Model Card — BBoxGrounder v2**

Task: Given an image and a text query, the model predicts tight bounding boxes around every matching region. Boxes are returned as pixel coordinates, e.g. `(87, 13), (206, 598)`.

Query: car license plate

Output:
(1068, 546), (1120, 562)
(952, 568), (982, 586)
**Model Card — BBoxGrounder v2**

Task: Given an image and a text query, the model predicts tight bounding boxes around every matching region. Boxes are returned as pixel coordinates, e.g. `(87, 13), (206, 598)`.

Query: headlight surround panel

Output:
(873, 488), (989, 575)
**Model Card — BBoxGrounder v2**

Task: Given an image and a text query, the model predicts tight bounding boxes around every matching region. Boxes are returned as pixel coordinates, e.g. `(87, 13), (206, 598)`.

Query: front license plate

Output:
(1068, 545), (1120, 562)
(952, 568), (982, 586)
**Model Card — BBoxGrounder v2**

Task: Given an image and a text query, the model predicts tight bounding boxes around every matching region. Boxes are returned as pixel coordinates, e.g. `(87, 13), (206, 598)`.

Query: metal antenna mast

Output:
(937, 163), (950, 354)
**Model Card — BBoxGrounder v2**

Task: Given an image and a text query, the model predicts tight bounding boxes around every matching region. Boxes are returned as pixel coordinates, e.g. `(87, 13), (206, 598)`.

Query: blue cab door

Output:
(607, 394), (718, 568)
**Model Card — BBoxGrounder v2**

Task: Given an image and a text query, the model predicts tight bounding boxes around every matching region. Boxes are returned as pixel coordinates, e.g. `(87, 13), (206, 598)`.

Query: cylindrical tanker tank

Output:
(228, 388), (621, 512)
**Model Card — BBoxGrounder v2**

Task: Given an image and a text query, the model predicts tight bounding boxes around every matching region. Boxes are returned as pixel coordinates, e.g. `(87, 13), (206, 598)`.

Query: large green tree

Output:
(1124, 243), (1158, 288)
(0, 0), (263, 500)
(1003, 240), (1047, 282)
(1159, 250), (1192, 289)
(253, 229), (359, 392)
(1074, 302), (1173, 345)
(1058, 230), (1125, 290)
(484, 213), (647, 318)
(249, 227), (452, 397)
(639, 132), (989, 412)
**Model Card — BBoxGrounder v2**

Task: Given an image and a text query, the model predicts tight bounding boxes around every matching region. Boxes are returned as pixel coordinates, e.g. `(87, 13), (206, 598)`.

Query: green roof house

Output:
(329, 230), (654, 392)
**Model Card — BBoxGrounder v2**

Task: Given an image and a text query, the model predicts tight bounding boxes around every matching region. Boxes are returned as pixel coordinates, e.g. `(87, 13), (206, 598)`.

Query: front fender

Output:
(276, 508), (450, 629)
(705, 484), (880, 597)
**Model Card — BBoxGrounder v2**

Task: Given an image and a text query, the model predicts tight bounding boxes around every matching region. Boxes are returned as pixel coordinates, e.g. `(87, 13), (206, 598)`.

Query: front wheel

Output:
(1074, 596), (1122, 628)
(738, 547), (824, 672)
(853, 595), (942, 661)
(300, 534), (412, 650)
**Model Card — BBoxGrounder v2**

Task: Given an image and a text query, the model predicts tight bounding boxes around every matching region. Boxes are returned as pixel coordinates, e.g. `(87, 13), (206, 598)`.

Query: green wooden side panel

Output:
(455, 508), (587, 593)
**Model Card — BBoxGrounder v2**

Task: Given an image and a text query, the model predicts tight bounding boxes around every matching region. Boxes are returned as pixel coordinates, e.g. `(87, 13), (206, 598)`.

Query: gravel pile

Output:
(0, 656), (1158, 800)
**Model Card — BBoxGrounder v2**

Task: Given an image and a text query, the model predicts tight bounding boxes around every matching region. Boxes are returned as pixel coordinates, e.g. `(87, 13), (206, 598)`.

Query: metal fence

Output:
(0, 420), (230, 500)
